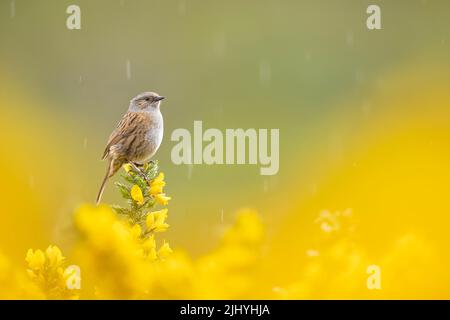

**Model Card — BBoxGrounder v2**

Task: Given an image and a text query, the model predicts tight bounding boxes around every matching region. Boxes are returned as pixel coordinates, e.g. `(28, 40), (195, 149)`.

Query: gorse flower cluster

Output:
(111, 161), (173, 260)
(73, 158), (264, 297)
(75, 205), (263, 299)
(6, 160), (433, 299)
(25, 246), (80, 299)
(3, 160), (263, 299)
(0, 172), (441, 299)
(115, 161), (171, 220)
(73, 161), (175, 297)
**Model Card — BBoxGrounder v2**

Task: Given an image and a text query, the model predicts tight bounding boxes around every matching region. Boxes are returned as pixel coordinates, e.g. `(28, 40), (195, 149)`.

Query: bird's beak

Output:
(155, 96), (165, 101)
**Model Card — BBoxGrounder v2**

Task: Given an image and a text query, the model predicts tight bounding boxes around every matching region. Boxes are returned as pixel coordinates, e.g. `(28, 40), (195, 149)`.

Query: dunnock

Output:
(96, 92), (165, 204)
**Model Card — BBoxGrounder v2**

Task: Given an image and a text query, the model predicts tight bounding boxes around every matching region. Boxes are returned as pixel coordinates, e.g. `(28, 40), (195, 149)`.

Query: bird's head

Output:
(129, 92), (165, 112)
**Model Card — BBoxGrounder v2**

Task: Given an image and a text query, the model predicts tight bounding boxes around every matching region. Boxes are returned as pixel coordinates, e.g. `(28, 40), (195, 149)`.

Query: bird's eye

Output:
(145, 98), (150, 101)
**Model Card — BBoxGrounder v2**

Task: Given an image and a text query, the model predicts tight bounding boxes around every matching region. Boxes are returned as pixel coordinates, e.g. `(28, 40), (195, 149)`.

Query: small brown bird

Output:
(96, 92), (165, 204)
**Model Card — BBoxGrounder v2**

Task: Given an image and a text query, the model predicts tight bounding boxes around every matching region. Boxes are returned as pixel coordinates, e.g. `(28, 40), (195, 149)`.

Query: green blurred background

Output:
(1, 0), (450, 270)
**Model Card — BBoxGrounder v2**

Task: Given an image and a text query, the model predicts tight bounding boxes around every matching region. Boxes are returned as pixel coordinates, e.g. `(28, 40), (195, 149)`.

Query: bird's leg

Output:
(128, 161), (150, 185)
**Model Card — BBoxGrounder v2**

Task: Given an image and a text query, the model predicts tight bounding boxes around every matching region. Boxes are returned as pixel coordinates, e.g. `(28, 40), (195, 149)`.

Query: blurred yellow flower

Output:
(1, 200), (267, 299)
(149, 172), (166, 195)
(223, 209), (263, 246)
(142, 234), (157, 260)
(130, 224), (142, 239)
(130, 184), (144, 205)
(146, 209), (169, 232)
(158, 242), (173, 259)
(46, 245), (64, 267)
(154, 193), (171, 205)
(25, 249), (45, 270)
(74, 205), (155, 298)
(123, 163), (132, 173)
(0, 251), (43, 299)
(71, 204), (264, 299)
(25, 245), (79, 299)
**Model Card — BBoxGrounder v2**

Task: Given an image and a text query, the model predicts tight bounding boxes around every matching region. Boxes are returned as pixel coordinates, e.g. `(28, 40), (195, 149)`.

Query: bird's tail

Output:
(96, 173), (109, 205)
(96, 159), (114, 205)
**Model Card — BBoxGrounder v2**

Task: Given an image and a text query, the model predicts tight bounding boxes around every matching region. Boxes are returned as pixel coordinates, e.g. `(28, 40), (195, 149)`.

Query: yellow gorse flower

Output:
(149, 172), (166, 195)
(146, 209), (169, 232)
(130, 224), (142, 239)
(130, 184), (144, 205)
(46, 245), (64, 267)
(142, 234), (157, 260)
(146, 171), (171, 205)
(154, 193), (171, 205)
(73, 205), (263, 299)
(26, 249), (45, 270)
(25, 245), (79, 299)
(1, 161), (277, 299)
(158, 241), (173, 259)
(123, 163), (132, 173)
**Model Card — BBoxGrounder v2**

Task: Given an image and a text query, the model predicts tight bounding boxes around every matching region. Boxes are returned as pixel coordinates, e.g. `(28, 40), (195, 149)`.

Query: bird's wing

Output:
(101, 112), (149, 160)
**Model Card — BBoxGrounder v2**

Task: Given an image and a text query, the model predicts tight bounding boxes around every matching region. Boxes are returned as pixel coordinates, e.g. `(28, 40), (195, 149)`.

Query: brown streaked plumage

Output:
(96, 92), (165, 204)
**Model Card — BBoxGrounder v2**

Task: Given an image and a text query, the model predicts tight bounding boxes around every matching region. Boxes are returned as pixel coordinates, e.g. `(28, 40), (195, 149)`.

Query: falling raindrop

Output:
(178, 0), (187, 16)
(346, 30), (354, 47)
(259, 59), (271, 87)
(126, 59), (131, 80)
(212, 33), (226, 58)
(361, 100), (371, 117)
(10, 0), (15, 18)
(215, 104), (224, 118)
(220, 208), (224, 223)
(355, 69), (365, 85)
(305, 51), (312, 62)
(79, 75), (83, 83)
(263, 178), (269, 192)
(83, 137), (88, 149)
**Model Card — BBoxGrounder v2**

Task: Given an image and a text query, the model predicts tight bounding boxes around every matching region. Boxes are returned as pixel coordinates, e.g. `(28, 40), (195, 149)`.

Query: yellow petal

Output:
(123, 163), (132, 173)
(154, 193), (171, 205)
(149, 184), (164, 195)
(154, 223), (169, 232)
(148, 249), (158, 261)
(130, 184), (144, 205)
(146, 209), (169, 232)
(149, 173), (166, 195)
(26, 269), (36, 279)
(154, 172), (165, 182)
(154, 209), (168, 224)
(158, 242), (173, 259)
(146, 212), (155, 229)
(25, 249), (33, 264)
(130, 224), (142, 239)
(143, 234), (156, 251)
(26, 249), (46, 270)
(46, 245), (64, 267)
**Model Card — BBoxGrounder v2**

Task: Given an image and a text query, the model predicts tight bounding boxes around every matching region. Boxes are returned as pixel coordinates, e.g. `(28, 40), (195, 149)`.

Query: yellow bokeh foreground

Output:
(1, 205), (263, 299)
(264, 62), (450, 299)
